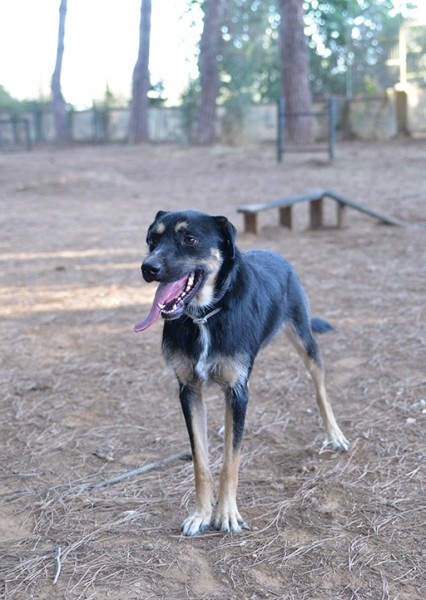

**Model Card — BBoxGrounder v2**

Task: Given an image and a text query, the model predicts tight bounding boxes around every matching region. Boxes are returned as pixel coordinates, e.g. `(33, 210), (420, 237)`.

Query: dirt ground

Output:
(0, 139), (425, 599)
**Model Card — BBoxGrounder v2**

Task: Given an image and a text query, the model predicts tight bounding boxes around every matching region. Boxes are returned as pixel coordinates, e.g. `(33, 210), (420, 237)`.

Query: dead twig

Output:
(66, 452), (191, 496)
(53, 545), (62, 585)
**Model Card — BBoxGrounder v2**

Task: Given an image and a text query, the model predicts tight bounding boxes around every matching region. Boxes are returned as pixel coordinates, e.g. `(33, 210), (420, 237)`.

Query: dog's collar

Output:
(186, 307), (221, 326)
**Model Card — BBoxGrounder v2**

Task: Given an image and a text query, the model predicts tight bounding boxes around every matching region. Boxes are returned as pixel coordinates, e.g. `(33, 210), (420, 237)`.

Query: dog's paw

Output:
(321, 431), (350, 453)
(181, 512), (212, 537)
(212, 507), (249, 533)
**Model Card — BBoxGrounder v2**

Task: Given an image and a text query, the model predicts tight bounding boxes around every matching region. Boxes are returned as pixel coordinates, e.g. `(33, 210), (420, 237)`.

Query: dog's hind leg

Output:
(179, 379), (215, 536)
(213, 382), (250, 533)
(285, 325), (349, 451)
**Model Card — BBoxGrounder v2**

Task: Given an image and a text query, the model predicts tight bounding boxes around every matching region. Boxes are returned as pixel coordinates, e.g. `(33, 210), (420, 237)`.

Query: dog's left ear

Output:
(146, 210), (169, 244)
(214, 216), (237, 259)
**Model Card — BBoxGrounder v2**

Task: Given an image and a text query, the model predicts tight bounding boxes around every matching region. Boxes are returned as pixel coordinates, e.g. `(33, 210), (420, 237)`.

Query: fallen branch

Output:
(65, 452), (191, 496)
(93, 452), (191, 489)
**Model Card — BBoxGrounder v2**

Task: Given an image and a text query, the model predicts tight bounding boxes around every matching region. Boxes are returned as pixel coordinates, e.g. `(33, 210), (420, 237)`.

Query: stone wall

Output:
(345, 91), (398, 141)
(1, 87), (425, 147)
(406, 85), (426, 136)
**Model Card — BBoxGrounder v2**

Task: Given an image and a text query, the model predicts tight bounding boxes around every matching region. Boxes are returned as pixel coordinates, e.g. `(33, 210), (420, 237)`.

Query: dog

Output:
(134, 210), (349, 536)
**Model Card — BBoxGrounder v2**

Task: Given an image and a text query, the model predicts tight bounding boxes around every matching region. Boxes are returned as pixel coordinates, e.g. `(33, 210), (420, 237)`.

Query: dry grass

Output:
(0, 140), (425, 599)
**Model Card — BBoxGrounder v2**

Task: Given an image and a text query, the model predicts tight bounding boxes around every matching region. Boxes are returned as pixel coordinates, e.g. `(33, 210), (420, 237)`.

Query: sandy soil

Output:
(0, 139), (425, 599)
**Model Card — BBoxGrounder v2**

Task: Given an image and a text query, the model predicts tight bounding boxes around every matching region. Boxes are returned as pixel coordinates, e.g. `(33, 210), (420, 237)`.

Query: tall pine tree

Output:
(51, 0), (70, 144)
(279, 0), (313, 143)
(196, 0), (226, 145)
(129, 0), (152, 143)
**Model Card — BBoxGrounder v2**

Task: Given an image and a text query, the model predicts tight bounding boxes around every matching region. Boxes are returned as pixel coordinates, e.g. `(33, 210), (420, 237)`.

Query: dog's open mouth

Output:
(134, 270), (204, 332)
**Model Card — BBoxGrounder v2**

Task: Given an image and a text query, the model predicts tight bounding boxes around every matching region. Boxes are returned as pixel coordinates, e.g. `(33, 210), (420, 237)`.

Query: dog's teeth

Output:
(186, 274), (194, 291)
(159, 277), (197, 315)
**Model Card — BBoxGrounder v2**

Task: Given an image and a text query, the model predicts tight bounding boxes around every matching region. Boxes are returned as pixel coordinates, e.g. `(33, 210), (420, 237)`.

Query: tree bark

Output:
(51, 0), (70, 145)
(196, 0), (226, 145)
(279, 0), (313, 144)
(128, 0), (152, 143)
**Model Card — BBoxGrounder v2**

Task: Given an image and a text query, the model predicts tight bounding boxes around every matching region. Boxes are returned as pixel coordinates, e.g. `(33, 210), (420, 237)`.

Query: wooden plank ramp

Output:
(237, 189), (425, 234)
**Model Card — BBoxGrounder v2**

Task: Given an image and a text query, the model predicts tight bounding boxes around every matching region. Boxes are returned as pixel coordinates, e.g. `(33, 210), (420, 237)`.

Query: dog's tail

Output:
(311, 318), (334, 334)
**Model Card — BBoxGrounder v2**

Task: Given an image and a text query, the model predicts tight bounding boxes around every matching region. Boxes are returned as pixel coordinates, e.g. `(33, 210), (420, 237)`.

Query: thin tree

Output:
(196, 0), (226, 145)
(278, 0), (313, 144)
(128, 0), (152, 143)
(51, 0), (70, 144)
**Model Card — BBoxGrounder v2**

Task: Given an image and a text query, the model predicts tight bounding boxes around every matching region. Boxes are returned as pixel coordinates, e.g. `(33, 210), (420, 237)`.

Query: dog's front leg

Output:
(213, 383), (250, 533)
(179, 380), (214, 536)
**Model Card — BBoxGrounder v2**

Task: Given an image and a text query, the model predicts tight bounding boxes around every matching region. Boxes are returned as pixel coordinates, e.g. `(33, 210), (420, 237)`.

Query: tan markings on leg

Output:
(210, 355), (249, 389)
(163, 348), (194, 385)
(213, 401), (247, 532)
(181, 384), (214, 536)
(285, 326), (349, 450)
(155, 222), (166, 234)
(174, 220), (188, 232)
(306, 359), (348, 446)
(192, 395), (214, 511)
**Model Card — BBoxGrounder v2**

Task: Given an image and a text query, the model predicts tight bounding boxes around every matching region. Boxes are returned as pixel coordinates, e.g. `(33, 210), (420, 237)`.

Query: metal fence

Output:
(277, 97), (337, 162)
(0, 118), (32, 151)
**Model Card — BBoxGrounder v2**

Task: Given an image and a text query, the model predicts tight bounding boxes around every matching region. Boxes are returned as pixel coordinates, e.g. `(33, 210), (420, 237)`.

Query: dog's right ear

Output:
(155, 210), (169, 220)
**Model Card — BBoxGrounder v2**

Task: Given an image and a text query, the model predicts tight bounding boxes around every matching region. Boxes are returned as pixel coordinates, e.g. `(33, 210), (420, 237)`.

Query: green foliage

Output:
(219, 0), (280, 106)
(0, 85), (20, 110)
(363, 74), (383, 95)
(182, 0), (409, 118)
(180, 78), (200, 142)
(0, 85), (52, 114)
(305, 0), (401, 95)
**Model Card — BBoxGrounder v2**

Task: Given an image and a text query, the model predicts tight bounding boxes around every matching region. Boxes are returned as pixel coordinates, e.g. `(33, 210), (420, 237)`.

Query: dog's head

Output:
(134, 210), (237, 332)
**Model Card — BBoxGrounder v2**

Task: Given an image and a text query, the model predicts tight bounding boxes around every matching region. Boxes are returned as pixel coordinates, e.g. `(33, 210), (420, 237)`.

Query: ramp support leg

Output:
(279, 206), (292, 229)
(243, 212), (259, 234)
(310, 198), (323, 230)
(337, 201), (348, 229)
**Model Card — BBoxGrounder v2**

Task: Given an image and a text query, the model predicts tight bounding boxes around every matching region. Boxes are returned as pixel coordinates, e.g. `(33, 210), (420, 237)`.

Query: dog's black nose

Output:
(142, 260), (162, 282)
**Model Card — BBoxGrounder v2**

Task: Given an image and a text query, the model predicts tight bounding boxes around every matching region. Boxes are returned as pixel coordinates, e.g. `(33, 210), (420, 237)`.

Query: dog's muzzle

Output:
(134, 269), (205, 332)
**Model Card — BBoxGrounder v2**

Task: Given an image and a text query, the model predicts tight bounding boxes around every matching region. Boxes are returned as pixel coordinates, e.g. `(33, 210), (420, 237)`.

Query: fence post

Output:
(11, 116), (19, 145)
(31, 103), (42, 143)
(68, 110), (73, 142)
(277, 97), (285, 163)
(24, 119), (32, 150)
(328, 96), (336, 160)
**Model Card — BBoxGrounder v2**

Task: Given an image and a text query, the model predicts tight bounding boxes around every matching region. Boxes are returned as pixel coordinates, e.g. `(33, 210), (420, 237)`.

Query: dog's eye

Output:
(184, 236), (198, 247)
(147, 237), (157, 251)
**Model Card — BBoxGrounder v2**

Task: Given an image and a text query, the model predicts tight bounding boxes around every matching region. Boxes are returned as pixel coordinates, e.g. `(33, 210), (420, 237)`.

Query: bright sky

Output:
(0, 0), (202, 108)
(0, 1), (425, 109)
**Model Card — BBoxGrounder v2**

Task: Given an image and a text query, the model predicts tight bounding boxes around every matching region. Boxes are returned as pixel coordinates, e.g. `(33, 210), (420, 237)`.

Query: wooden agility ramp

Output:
(237, 189), (425, 234)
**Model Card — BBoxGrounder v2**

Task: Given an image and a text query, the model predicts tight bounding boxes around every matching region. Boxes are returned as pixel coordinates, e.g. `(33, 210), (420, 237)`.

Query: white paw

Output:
(321, 431), (350, 453)
(181, 512), (212, 537)
(212, 507), (249, 533)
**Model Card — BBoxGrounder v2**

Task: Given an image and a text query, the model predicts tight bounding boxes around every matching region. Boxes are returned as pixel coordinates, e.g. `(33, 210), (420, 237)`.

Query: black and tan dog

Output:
(134, 210), (349, 536)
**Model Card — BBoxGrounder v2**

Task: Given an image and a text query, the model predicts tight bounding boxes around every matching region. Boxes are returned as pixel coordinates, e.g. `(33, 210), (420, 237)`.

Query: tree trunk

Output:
(51, 0), (69, 145)
(279, 0), (313, 144)
(128, 0), (152, 143)
(196, 0), (226, 145)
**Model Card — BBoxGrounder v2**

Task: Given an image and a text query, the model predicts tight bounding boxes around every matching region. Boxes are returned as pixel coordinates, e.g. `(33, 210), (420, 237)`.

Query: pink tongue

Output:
(133, 275), (188, 333)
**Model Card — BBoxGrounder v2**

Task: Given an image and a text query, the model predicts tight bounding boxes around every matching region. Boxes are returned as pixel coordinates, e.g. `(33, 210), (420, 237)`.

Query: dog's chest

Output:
(164, 322), (247, 388)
